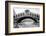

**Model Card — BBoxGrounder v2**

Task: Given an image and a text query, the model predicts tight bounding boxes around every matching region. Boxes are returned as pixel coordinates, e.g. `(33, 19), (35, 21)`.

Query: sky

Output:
(13, 7), (40, 15)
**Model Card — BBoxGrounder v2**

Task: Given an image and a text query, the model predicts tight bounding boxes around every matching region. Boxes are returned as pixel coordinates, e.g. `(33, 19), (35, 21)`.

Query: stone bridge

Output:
(14, 10), (39, 23)
(13, 10), (40, 28)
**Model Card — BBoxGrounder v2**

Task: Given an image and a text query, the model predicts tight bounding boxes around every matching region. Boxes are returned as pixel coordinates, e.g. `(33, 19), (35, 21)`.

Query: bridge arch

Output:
(17, 16), (38, 23)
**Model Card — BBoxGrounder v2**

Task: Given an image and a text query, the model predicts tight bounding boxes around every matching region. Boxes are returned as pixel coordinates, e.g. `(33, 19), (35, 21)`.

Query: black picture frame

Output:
(5, 1), (45, 35)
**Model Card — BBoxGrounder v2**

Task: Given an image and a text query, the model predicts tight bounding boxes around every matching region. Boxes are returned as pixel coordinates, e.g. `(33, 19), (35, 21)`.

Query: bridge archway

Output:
(17, 16), (38, 23)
